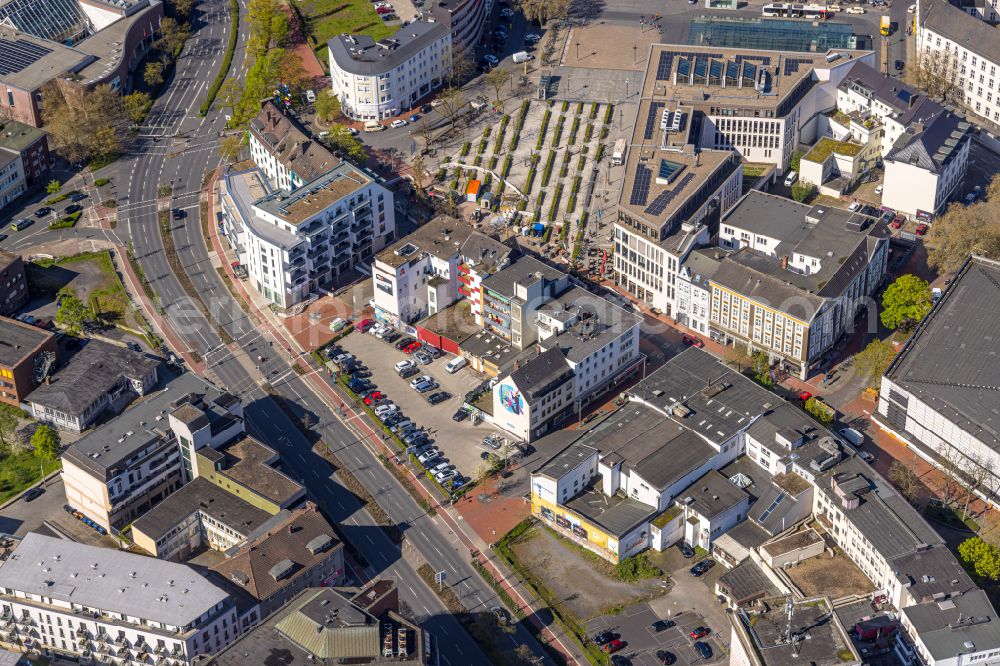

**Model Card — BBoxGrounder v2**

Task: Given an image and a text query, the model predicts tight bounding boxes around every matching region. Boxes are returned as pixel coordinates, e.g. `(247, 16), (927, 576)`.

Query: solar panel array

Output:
(734, 54), (772, 66)
(629, 164), (652, 206)
(757, 492), (787, 524)
(643, 172), (697, 216)
(0, 0), (85, 42)
(655, 49), (723, 80)
(782, 57), (813, 76)
(743, 62), (758, 85)
(644, 101), (665, 140)
(0, 38), (53, 76)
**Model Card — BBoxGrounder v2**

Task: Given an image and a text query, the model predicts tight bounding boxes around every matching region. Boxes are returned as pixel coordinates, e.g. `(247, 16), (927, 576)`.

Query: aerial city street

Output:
(0, 0), (999, 664)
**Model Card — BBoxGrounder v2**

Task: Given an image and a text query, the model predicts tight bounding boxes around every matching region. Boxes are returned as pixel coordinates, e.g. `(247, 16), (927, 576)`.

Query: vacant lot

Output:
(296, 0), (397, 62)
(509, 524), (666, 620)
(784, 549), (874, 598)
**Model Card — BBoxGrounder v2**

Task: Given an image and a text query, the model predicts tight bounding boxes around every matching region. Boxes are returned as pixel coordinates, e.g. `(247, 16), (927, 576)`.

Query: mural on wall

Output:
(499, 384), (523, 415)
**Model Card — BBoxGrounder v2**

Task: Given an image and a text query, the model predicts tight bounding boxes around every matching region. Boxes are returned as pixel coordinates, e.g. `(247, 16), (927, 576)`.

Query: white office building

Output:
(0, 532), (242, 665)
(247, 101), (340, 192)
(328, 20), (451, 121)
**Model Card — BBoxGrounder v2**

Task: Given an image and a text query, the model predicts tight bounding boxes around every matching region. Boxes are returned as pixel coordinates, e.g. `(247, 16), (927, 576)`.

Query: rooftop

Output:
(327, 19), (449, 77)
(0, 118), (45, 152)
(221, 168), (300, 251)
(507, 347), (573, 401)
(376, 215), (472, 269)
(563, 480), (658, 538)
(131, 477), (272, 546)
(884, 255), (1000, 449)
(890, 544), (977, 605)
(687, 16), (858, 53)
(211, 503), (342, 602)
(0, 26), (93, 94)
(718, 559), (780, 605)
(202, 436), (304, 507)
(0, 315), (54, 367)
(460, 232), (513, 273)
(921, 0), (1000, 70)
(761, 528), (823, 557)
(481, 255), (566, 299)
(903, 589), (1000, 661)
(537, 285), (642, 364)
(253, 160), (372, 226)
(838, 60), (947, 128)
(735, 597), (858, 666)
(534, 441), (598, 480)
(26, 339), (159, 414)
(803, 137), (863, 162)
(684, 469), (750, 519)
(0, 532), (231, 629)
(459, 328), (532, 371)
(63, 373), (236, 479)
(248, 101), (338, 184)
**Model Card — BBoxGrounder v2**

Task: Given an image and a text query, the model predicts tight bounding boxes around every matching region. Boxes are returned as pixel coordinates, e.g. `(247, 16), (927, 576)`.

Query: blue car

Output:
(694, 642), (712, 660)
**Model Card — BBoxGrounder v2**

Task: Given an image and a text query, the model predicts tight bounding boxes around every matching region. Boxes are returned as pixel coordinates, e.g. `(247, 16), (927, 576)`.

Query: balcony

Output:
(76, 625), (90, 638)
(307, 244), (329, 258)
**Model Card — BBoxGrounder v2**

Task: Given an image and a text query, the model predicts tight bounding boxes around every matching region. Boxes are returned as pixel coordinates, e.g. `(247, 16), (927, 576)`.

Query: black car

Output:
(694, 642), (712, 659)
(452, 408), (470, 422)
(34, 207), (52, 218)
(480, 451), (493, 460)
(23, 487), (44, 502)
(895, 59), (905, 71)
(680, 543), (695, 558)
(383, 331), (401, 343)
(399, 365), (419, 379)
(351, 370), (373, 379)
(690, 560), (714, 577)
(395, 337), (414, 350)
(69, 192), (87, 202)
(426, 346), (443, 359)
(0, 234), (7, 243)
(611, 657), (631, 666)
(173, 208), (185, 220)
(427, 391), (451, 405)
(65, 204), (83, 214)
(421, 104), (433, 113)
(656, 651), (676, 665)
(592, 630), (615, 646)
(651, 619), (675, 632)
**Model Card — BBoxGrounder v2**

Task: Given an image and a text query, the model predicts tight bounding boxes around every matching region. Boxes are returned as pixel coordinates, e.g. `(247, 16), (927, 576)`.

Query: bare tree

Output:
(888, 459), (922, 504)
(411, 154), (428, 192)
(485, 66), (511, 105)
(963, 454), (995, 521)
(448, 50), (475, 87)
(414, 121), (435, 154)
(938, 443), (963, 507)
(910, 47), (962, 103)
(517, 0), (571, 24)
(436, 86), (465, 132)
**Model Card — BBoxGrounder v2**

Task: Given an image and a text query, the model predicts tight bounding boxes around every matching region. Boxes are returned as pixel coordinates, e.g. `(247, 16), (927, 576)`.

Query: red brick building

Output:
(0, 315), (58, 407)
(0, 121), (49, 189)
(0, 251), (28, 316)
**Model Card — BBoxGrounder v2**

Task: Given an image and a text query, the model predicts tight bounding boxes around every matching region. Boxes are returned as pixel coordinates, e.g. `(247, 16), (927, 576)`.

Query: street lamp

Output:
(625, 78), (630, 100)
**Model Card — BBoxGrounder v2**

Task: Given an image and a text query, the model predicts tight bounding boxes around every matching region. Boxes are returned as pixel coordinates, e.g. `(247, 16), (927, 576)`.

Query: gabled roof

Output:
(921, 0), (1000, 66)
(886, 109), (971, 173)
(249, 101), (338, 183)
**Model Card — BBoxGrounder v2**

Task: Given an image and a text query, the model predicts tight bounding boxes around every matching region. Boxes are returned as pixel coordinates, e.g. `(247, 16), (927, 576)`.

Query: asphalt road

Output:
(95, 1), (554, 663)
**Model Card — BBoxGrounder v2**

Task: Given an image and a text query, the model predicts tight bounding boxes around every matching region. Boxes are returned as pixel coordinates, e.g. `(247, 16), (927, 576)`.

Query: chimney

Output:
(780, 255), (789, 271)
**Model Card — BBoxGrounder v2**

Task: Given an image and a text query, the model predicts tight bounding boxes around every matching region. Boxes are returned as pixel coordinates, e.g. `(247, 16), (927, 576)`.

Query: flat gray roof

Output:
(482, 255), (566, 299)
(0, 532), (230, 629)
(221, 168), (300, 250)
(508, 347), (573, 400)
(685, 469), (749, 520)
(737, 597), (856, 666)
(718, 559), (779, 604)
(904, 590), (1000, 661)
(252, 160), (372, 226)
(377, 215), (471, 269)
(537, 286), (642, 364)
(534, 441), (597, 480)
(563, 481), (658, 538)
(0, 26), (93, 92)
(0, 118), (45, 153)
(327, 20), (449, 77)
(0, 315), (53, 367)
(884, 255), (1000, 449)
(891, 544), (976, 604)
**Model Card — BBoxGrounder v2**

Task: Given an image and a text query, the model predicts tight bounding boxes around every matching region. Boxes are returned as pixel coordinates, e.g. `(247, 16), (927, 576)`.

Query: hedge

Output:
(569, 116), (580, 145)
(584, 123), (594, 144)
(604, 103), (614, 124)
(561, 101), (569, 112)
(199, 0), (239, 115)
(535, 110), (551, 150)
(590, 101), (600, 119)
(524, 167), (537, 194)
(541, 150), (556, 186)
(500, 155), (512, 179)
(552, 116), (565, 146)
(547, 183), (563, 222)
(578, 153), (587, 172)
(49, 211), (82, 229)
(460, 141), (471, 157)
(516, 99), (530, 130)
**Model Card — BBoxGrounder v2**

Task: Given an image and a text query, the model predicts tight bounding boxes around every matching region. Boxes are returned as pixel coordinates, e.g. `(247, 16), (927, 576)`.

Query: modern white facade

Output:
(328, 21), (451, 121)
(220, 163), (395, 308)
(0, 532), (242, 665)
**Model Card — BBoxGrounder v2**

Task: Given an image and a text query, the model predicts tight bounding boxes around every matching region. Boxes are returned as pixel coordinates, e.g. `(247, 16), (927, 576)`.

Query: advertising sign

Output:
(499, 384), (523, 415)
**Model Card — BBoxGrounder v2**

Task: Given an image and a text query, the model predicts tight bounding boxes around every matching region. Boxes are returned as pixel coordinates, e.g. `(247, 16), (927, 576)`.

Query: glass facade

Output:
(687, 16), (863, 53)
(0, 0), (88, 43)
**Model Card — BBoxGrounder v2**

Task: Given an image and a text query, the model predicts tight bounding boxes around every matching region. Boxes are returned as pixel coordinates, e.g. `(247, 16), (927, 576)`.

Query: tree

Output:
(938, 443), (963, 507)
(880, 274), (932, 330)
(56, 293), (91, 335)
(321, 124), (366, 163)
(219, 134), (244, 162)
(788, 150), (803, 173)
(216, 78), (242, 113)
(41, 82), (131, 164)
(411, 154), (428, 192)
(751, 350), (773, 387)
(170, 0), (193, 18)
(0, 411), (16, 450)
(156, 17), (189, 58)
(414, 121), (435, 154)
(448, 50), (475, 86)
(314, 89), (341, 123)
(804, 397), (833, 426)
(853, 338), (897, 388)
(514, 644), (536, 666)
(246, 0), (284, 59)
(910, 47), (962, 104)
(485, 66), (510, 105)
(517, 0), (570, 24)
(436, 87), (465, 131)
(959, 536), (1000, 581)
(888, 460), (922, 503)
(123, 92), (152, 126)
(926, 173), (1000, 273)
(963, 454), (994, 521)
(144, 61), (165, 87)
(279, 50), (312, 93)
(790, 182), (816, 203)
(46, 179), (61, 195)
(31, 424), (60, 461)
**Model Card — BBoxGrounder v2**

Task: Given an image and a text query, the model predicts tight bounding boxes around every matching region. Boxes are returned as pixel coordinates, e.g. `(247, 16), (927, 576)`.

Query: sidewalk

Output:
(202, 171), (584, 665)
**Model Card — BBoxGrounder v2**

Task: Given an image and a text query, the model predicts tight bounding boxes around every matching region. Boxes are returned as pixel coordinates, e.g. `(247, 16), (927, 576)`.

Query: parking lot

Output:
(0, 477), (119, 548)
(587, 603), (725, 666)
(335, 328), (512, 481)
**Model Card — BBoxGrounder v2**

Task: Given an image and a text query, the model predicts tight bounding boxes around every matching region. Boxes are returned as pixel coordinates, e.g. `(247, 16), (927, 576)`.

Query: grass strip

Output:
(200, 0), (239, 115)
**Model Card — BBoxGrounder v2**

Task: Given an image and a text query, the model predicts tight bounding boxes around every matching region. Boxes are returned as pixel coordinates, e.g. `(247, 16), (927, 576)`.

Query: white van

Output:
(445, 356), (468, 374)
(512, 51), (533, 64)
(784, 170), (799, 187)
(364, 120), (385, 133)
(328, 317), (348, 332)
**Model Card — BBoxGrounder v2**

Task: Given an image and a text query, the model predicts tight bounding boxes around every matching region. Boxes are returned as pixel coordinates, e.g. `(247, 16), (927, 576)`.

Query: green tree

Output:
(144, 61), (165, 87)
(0, 411), (17, 450)
(880, 274), (932, 330)
(788, 150), (803, 173)
(314, 88), (341, 123)
(46, 179), (61, 195)
(31, 424), (60, 461)
(790, 182), (816, 203)
(56, 293), (91, 335)
(322, 124), (366, 163)
(219, 134), (244, 162)
(216, 77), (243, 113)
(804, 397), (834, 426)
(156, 17), (189, 58)
(123, 91), (152, 125)
(751, 350), (773, 387)
(853, 338), (897, 388)
(927, 173), (1000, 273)
(959, 536), (1000, 581)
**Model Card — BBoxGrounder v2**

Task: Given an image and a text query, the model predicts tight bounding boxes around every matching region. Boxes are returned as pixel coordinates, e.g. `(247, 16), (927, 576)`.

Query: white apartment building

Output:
(675, 248), (723, 336)
(220, 163), (395, 308)
(918, 0), (1000, 129)
(0, 532), (241, 665)
(328, 21), (451, 121)
(247, 101), (340, 192)
(834, 60), (972, 217)
(0, 150), (25, 208)
(60, 373), (244, 531)
(711, 192), (889, 378)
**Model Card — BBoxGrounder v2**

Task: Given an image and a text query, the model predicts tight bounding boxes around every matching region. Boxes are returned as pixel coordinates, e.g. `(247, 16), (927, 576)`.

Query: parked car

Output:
(859, 450), (876, 463)
(363, 391), (384, 405)
(403, 341), (422, 354)
(694, 642), (713, 659)
(916, 223), (929, 236)
(680, 543), (694, 558)
(356, 318), (375, 332)
(415, 350), (433, 365)
(390, 119), (408, 128)
(22, 488), (44, 502)
(414, 380), (436, 393)
(482, 54), (499, 66)
(380, 13), (396, 20)
(399, 365), (419, 379)
(452, 408), (470, 422)
(417, 448), (441, 464)
(651, 619), (675, 632)
(410, 375), (433, 389)
(499, 6), (515, 17)
(874, 185), (884, 196)
(428, 462), (452, 475)
(690, 627), (710, 639)
(65, 204), (83, 214)
(611, 657), (631, 666)
(395, 359), (415, 372)
(890, 214), (905, 229)
(838, 427), (864, 447)
(602, 639), (625, 654)
(656, 651), (676, 665)
(690, 560), (714, 577)
(427, 391), (450, 405)
(383, 331), (401, 343)
(524, 32), (541, 43)
(682, 335), (704, 348)
(395, 337), (414, 350)
(34, 207), (52, 218)
(848, 201), (861, 212)
(435, 468), (458, 482)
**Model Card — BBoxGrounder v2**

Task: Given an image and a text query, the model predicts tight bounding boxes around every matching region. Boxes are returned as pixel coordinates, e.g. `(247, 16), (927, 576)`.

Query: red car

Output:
(357, 319), (375, 333)
(690, 627), (710, 639)
(890, 214), (905, 230)
(403, 341), (422, 354)
(915, 223), (929, 236)
(375, 5), (392, 12)
(363, 391), (383, 405)
(601, 639), (624, 654)
(682, 335), (704, 348)
(798, 391), (813, 404)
